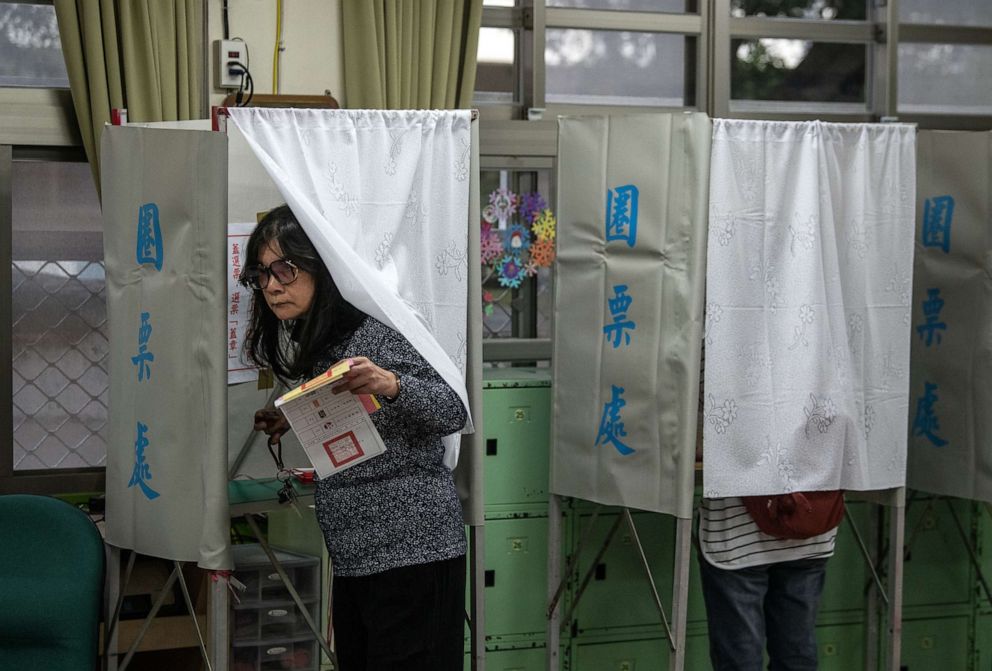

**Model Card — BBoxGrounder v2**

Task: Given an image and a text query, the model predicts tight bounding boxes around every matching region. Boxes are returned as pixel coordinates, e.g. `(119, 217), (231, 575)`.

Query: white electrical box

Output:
(213, 39), (248, 89)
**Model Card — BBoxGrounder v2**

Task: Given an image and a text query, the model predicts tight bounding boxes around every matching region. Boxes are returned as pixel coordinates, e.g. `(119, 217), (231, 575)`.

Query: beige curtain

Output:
(342, 0), (483, 109)
(54, 0), (202, 195)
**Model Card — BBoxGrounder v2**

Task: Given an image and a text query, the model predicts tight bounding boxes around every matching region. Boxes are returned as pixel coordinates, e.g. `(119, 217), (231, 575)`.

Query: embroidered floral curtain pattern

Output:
(703, 120), (916, 497)
(227, 108), (473, 465)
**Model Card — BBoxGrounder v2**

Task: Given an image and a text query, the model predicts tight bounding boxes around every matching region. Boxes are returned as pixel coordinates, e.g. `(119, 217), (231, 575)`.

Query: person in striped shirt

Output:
(697, 496), (838, 671)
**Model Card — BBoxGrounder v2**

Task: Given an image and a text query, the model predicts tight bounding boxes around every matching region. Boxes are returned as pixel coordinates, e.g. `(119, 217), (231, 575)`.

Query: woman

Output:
(240, 204), (468, 671)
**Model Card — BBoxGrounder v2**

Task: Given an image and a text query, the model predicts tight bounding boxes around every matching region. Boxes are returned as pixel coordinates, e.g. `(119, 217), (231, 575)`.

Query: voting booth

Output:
(99, 110), (483, 668)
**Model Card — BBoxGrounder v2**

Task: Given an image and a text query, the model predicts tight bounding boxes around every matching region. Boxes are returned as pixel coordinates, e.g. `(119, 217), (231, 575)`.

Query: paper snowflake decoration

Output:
(489, 188), (519, 220)
(504, 223), (531, 254)
(532, 209), (556, 242)
(520, 192), (547, 224)
(481, 230), (504, 264)
(529, 238), (555, 267)
(497, 255), (524, 288)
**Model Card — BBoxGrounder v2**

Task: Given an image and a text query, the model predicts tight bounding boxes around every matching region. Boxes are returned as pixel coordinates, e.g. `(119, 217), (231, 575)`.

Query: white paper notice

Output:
(228, 222), (258, 384)
(275, 385), (387, 478)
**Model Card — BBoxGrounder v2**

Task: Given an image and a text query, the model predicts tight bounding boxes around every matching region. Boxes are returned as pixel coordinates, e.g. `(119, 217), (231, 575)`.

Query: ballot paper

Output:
(274, 361), (387, 477)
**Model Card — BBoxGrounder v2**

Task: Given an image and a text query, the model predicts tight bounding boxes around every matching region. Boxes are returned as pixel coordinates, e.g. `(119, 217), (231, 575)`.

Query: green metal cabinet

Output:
(570, 634), (712, 671)
(569, 510), (674, 636)
(483, 515), (551, 641)
(902, 497), (975, 608)
(483, 368), (553, 512)
(815, 623), (865, 671)
(465, 645), (547, 671)
(819, 502), (870, 615)
(899, 616), (972, 671)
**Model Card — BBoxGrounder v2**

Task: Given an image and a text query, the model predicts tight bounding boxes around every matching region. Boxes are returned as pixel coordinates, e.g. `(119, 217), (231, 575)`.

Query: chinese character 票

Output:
(921, 195), (954, 254)
(912, 381), (948, 448)
(603, 284), (637, 348)
(606, 184), (639, 248)
(131, 312), (154, 381)
(136, 203), (164, 270)
(595, 385), (634, 456)
(916, 287), (946, 347)
(128, 421), (160, 500)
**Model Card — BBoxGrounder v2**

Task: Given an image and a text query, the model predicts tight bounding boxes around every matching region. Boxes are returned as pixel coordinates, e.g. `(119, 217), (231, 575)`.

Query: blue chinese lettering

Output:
(595, 385), (634, 456)
(916, 287), (946, 347)
(605, 184), (639, 248)
(128, 421), (160, 500)
(921, 195), (954, 254)
(912, 381), (948, 448)
(131, 312), (154, 381)
(136, 202), (164, 270)
(603, 284), (637, 348)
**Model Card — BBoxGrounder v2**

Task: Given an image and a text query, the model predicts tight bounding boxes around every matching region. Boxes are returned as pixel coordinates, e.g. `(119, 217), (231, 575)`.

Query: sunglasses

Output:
(242, 258), (301, 290)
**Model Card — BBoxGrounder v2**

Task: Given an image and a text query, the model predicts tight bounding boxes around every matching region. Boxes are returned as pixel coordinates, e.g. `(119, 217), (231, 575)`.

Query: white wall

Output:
(206, 0), (346, 109)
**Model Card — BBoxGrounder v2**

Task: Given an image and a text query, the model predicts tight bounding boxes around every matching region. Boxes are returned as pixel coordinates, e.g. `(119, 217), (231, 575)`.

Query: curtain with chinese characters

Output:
(341, 0), (483, 109)
(907, 131), (992, 501)
(703, 120), (916, 497)
(102, 126), (230, 570)
(54, 0), (202, 195)
(226, 108), (475, 482)
(551, 113), (711, 518)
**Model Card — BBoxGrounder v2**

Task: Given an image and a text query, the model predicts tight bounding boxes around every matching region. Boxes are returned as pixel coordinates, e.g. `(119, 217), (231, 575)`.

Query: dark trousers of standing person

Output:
(332, 554), (466, 671)
(698, 556), (828, 671)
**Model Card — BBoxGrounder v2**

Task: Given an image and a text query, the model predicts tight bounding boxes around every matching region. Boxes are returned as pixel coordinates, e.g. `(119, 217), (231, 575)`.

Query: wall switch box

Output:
(213, 39), (247, 89)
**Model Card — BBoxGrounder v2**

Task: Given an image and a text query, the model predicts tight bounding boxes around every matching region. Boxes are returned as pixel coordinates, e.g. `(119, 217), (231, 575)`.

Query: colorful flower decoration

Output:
(480, 189), (555, 314)
(520, 192), (547, 223)
(480, 229), (505, 264)
(489, 187), (519, 220)
(531, 209), (557, 242)
(504, 223), (531, 254)
(529, 238), (555, 268)
(497, 255), (524, 289)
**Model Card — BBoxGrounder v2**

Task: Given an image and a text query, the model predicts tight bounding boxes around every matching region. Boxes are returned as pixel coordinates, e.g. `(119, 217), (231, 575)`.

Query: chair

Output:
(0, 494), (105, 671)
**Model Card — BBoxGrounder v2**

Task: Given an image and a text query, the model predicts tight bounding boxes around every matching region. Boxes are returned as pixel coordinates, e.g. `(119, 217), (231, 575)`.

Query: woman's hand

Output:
(254, 408), (289, 446)
(333, 357), (400, 399)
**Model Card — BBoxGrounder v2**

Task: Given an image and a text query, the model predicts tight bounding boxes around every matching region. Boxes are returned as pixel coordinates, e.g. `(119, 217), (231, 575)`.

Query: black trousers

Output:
(332, 554), (466, 671)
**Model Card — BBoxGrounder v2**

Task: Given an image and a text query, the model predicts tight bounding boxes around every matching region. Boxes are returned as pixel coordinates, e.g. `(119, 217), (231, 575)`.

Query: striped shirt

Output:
(699, 497), (837, 569)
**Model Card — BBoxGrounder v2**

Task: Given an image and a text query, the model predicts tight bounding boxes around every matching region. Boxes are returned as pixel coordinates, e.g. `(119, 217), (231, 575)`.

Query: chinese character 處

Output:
(136, 203), (164, 270)
(916, 287), (946, 347)
(921, 195), (954, 254)
(128, 421), (160, 500)
(606, 184), (639, 248)
(131, 312), (154, 381)
(912, 381), (948, 448)
(603, 284), (637, 348)
(595, 385), (634, 455)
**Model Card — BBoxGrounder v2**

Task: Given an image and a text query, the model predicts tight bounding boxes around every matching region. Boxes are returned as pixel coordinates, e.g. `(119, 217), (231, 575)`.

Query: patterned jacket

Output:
(311, 316), (467, 576)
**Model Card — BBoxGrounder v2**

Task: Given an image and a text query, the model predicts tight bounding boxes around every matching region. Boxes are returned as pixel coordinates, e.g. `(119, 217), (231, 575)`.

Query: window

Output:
(0, 3), (69, 88)
(11, 160), (106, 471)
(546, 30), (693, 106)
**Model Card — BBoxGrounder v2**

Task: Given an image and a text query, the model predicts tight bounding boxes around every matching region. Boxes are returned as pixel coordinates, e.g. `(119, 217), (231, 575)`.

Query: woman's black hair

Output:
(240, 204), (366, 382)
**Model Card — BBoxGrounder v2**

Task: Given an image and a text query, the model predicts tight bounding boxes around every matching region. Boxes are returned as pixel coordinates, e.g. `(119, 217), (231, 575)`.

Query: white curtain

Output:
(228, 108), (473, 466)
(703, 120), (916, 497)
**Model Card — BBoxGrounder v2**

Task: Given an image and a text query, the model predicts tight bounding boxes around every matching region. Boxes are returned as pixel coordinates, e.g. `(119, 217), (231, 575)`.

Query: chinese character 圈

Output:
(605, 184), (639, 248)
(916, 287), (947, 347)
(131, 311), (154, 381)
(603, 284), (637, 348)
(921, 195), (954, 254)
(912, 381), (948, 448)
(595, 385), (635, 455)
(136, 202), (164, 270)
(128, 421), (160, 500)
